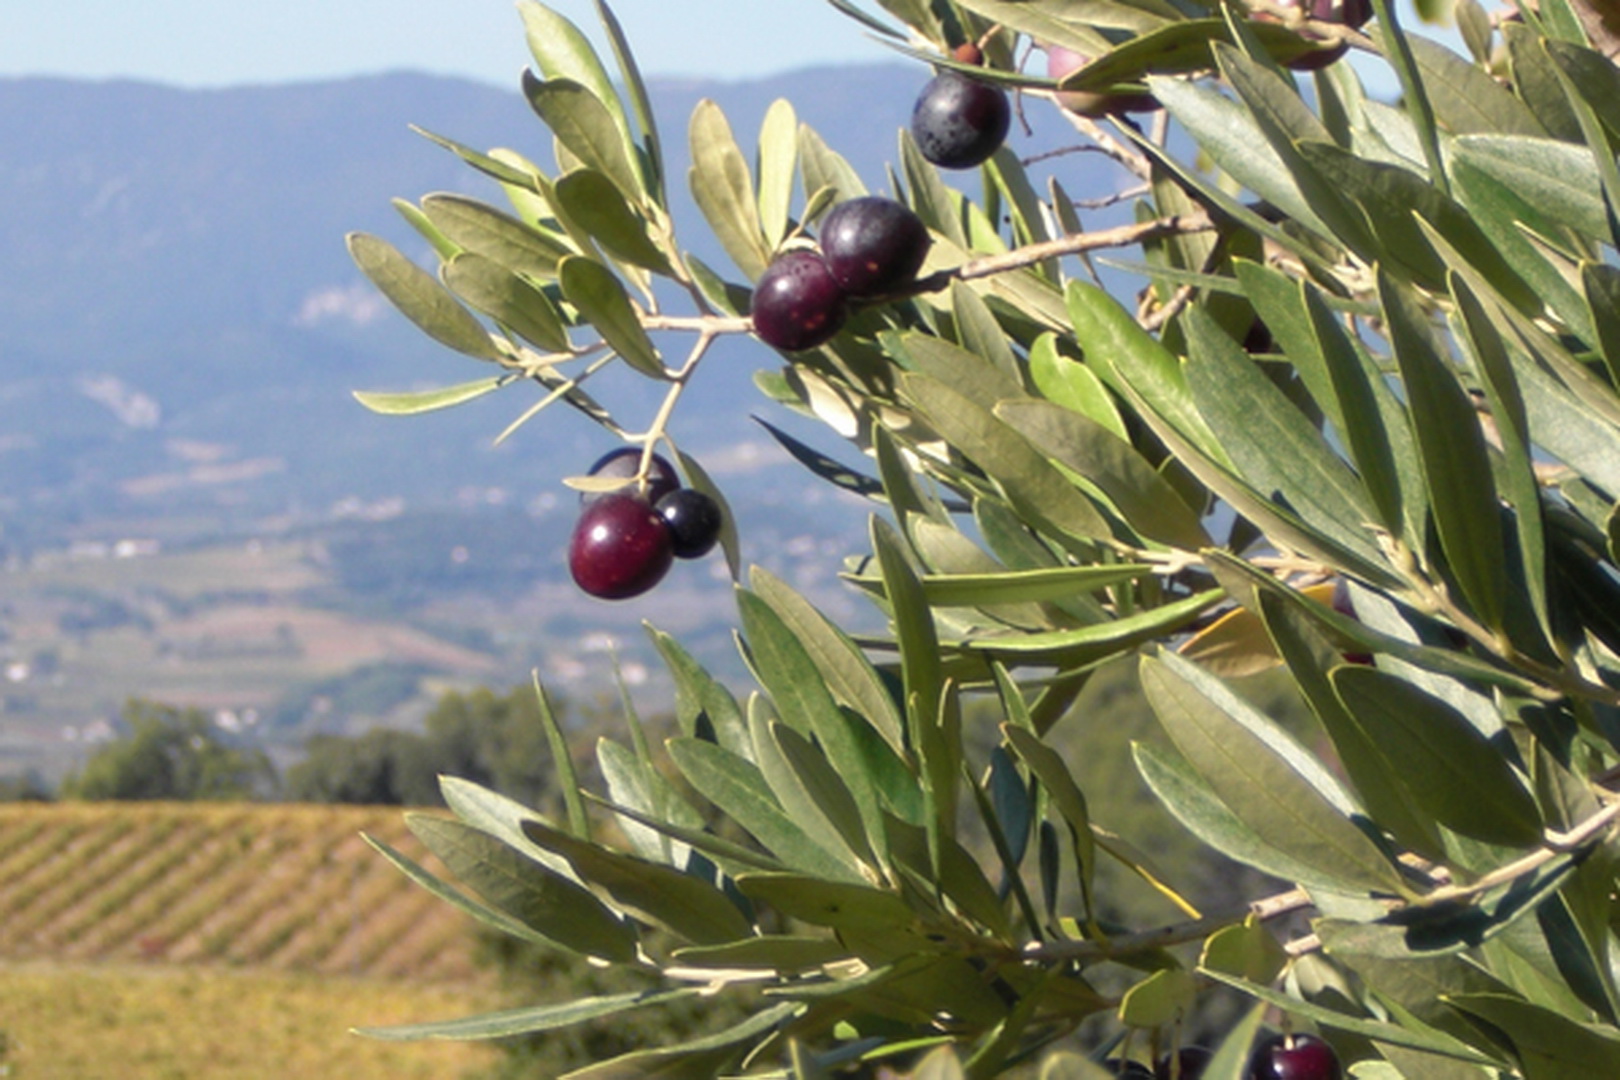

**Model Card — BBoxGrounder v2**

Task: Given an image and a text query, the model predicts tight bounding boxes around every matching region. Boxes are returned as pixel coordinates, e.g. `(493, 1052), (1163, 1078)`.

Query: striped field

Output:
(0, 801), (503, 1079)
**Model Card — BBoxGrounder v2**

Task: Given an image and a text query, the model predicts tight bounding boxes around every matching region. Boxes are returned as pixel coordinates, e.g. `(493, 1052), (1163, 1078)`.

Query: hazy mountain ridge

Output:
(0, 66), (926, 536)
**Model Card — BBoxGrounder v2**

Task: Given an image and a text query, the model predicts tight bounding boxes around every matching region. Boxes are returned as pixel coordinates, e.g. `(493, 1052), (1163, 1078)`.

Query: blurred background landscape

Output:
(0, 62), (957, 790)
(0, 35), (1190, 1075)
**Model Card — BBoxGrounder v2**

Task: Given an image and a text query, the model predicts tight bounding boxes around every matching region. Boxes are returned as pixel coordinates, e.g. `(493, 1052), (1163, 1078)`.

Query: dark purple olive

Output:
(1045, 44), (1161, 116)
(911, 70), (1010, 169)
(750, 249), (848, 351)
(1247, 1033), (1342, 1080)
(581, 447), (680, 505)
(818, 196), (931, 297)
(655, 488), (722, 559)
(568, 493), (674, 600)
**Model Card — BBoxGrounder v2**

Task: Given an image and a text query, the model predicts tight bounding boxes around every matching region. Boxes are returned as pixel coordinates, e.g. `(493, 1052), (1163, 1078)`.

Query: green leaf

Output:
(1145, 75), (1331, 242)
(1065, 280), (1226, 465)
(900, 374), (1114, 549)
(899, 129), (967, 250)
(669, 935), (850, 972)
(764, 718), (884, 876)
(689, 100), (770, 280)
(592, 0), (664, 206)
(798, 122), (866, 208)
(1182, 305), (1379, 560)
(995, 399), (1210, 551)
(596, 737), (702, 865)
(1201, 918), (1287, 985)
(738, 586), (887, 857)
(669, 448), (740, 582)
(393, 196), (457, 261)
(363, 832), (557, 945)
(871, 516), (954, 848)
(900, 333), (1025, 412)
(1214, 45), (1373, 252)
(1379, 269), (1510, 633)
(407, 813), (638, 961)
(1366, 0), (1450, 193)
(1200, 970), (1501, 1063)
(553, 169), (672, 273)
(1132, 741), (1349, 890)
(437, 775), (574, 873)
(955, 0), (1173, 52)
(1448, 157), (1596, 345)
(665, 736), (859, 883)
(354, 987), (698, 1041)
(346, 233), (501, 361)
(1059, 18), (1325, 90)
(1544, 41), (1620, 252)
(1586, 261), (1620, 390)
(352, 377), (508, 416)
(1446, 994), (1620, 1078)
(442, 253), (571, 352)
(757, 99), (798, 249)
(558, 255), (663, 377)
(1003, 724), (1097, 908)
(1404, 32), (1547, 137)
(1451, 273), (1552, 642)
(736, 873), (915, 931)
(522, 74), (644, 206)
(961, 588), (1225, 664)
(520, 818), (752, 945)
(1140, 653), (1403, 896)
(559, 1002), (800, 1080)
(646, 625), (749, 756)
(1330, 667), (1542, 847)
(1236, 261), (1406, 538)
(751, 567), (906, 756)
(1118, 967), (1198, 1028)
(853, 563), (1154, 608)
(1207, 550), (1547, 696)
(948, 283), (1023, 384)
(519, 1), (633, 150)
(1260, 595), (1443, 860)
(1028, 332), (1128, 440)
(419, 192), (572, 278)
(413, 125), (545, 190)
(1449, 134), (1609, 243)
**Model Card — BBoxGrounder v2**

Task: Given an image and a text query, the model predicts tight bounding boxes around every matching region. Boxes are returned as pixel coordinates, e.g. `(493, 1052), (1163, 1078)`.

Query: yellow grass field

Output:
(0, 962), (501, 1079)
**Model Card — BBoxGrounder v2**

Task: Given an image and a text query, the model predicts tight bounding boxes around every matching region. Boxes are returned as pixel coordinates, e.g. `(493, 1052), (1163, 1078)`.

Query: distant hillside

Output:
(0, 67), (930, 540)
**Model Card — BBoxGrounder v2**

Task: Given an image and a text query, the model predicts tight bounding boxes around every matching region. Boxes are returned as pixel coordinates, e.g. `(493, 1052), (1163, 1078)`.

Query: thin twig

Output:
(1021, 887), (1313, 963)
(910, 211), (1215, 294)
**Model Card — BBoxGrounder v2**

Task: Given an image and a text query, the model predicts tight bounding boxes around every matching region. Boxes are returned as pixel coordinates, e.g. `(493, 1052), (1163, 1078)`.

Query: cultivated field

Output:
(0, 801), (506, 1078)
(0, 802), (479, 979)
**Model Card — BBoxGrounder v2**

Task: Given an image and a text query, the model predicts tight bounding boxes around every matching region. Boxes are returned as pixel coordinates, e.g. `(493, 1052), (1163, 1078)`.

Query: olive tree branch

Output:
(911, 211), (1216, 294)
(1019, 887), (1312, 964)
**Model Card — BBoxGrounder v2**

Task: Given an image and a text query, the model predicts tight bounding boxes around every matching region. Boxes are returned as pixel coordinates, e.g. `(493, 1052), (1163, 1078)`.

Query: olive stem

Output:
(911, 210), (1216, 293)
(1020, 887), (1313, 963)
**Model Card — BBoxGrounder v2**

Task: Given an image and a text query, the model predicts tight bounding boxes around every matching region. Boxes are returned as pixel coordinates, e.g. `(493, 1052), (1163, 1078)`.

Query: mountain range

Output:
(0, 64), (956, 552)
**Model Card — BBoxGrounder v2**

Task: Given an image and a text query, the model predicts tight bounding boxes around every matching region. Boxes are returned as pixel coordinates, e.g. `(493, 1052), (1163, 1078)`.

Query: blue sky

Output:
(0, 2), (900, 88)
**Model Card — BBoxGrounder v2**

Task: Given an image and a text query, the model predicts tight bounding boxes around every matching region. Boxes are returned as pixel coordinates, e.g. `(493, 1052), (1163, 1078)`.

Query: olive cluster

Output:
(567, 449), (722, 600)
(750, 196), (933, 352)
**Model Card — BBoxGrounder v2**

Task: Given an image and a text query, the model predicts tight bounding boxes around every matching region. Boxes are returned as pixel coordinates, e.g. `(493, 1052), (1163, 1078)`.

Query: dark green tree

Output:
(284, 683), (560, 807)
(62, 700), (276, 801)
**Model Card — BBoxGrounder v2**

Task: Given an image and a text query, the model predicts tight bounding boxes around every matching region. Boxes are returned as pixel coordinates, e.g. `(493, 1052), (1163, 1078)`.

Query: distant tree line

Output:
(6, 684), (566, 808)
